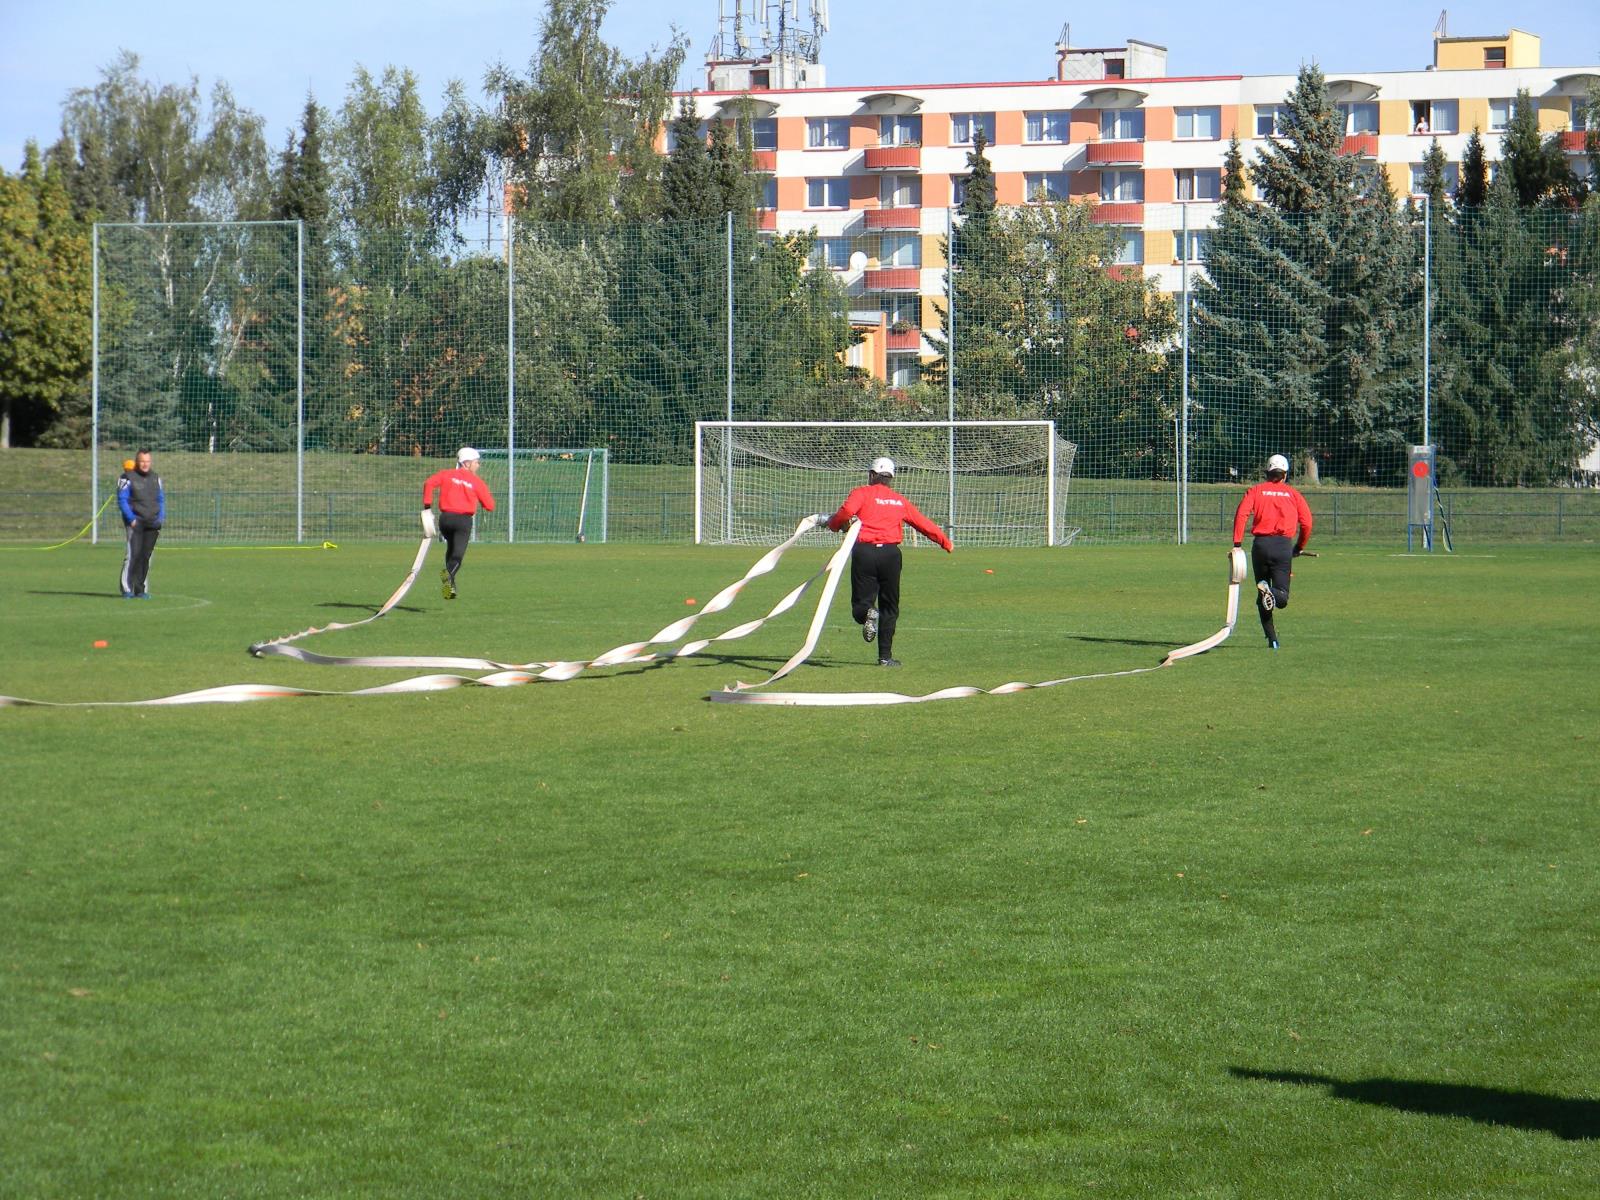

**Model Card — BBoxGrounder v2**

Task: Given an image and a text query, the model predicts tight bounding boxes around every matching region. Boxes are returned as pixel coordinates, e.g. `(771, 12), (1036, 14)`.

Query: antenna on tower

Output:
(1433, 9), (1448, 38)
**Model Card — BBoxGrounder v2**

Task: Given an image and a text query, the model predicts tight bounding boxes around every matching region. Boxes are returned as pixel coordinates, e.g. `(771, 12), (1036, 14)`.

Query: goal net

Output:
(474, 447), (608, 543)
(695, 421), (1077, 546)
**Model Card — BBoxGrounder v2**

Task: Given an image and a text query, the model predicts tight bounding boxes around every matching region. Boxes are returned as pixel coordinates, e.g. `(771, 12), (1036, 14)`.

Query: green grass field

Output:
(2, 536), (1597, 1197)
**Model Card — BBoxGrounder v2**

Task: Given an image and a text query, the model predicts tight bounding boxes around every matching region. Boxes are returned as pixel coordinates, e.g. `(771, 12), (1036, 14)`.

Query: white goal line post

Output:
(694, 420), (1077, 547)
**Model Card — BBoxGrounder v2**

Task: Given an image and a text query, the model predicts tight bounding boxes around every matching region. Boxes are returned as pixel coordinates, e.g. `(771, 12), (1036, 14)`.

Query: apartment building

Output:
(680, 26), (1597, 386)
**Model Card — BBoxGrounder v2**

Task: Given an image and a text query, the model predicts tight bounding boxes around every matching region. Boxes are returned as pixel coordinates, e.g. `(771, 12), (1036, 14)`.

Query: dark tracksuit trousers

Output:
(122, 522), (160, 597)
(439, 512), (474, 583)
(1251, 534), (1294, 642)
(851, 542), (902, 659)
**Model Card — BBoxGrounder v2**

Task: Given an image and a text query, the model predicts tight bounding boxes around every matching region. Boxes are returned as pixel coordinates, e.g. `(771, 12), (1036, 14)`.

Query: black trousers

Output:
(850, 542), (902, 657)
(439, 512), (474, 581)
(1251, 534), (1294, 640)
(121, 522), (160, 596)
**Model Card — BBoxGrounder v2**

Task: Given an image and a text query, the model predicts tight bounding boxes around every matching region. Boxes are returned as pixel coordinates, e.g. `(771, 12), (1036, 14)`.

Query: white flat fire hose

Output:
(0, 527), (1244, 709)
(709, 546), (1247, 706)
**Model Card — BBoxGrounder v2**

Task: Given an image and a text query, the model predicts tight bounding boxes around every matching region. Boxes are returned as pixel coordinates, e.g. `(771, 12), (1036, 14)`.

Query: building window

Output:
(1175, 228), (1212, 262)
(879, 115), (921, 146)
(739, 117), (777, 151)
(1104, 58), (1125, 80)
(1484, 46), (1506, 69)
(806, 117), (849, 149)
(1254, 104), (1287, 137)
(1025, 110), (1070, 143)
(878, 295), (919, 325)
(806, 177), (848, 208)
(889, 359), (922, 389)
(1573, 98), (1590, 133)
(1488, 98), (1512, 132)
(1100, 169), (1144, 203)
(1100, 108), (1145, 141)
(951, 175), (968, 206)
(879, 234), (920, 268)
(1338, 102), (1379, 135)
(1023, 171), (1070, 202)
(1409, 162), (1460, 195)
(1410, 100), (1457, 135)
(950, 112), (995, 145)
(1175, 106), (1221, 140)
(1175, 168), (1221, 201)
(1112, 230), (1143, 265)
(880, 174), (921, 208)
(809, 237), (851, 270)
(757, 177), (777, 209)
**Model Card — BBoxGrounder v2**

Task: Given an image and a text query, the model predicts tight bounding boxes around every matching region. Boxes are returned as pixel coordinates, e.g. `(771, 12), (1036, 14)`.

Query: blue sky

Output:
(3, 0), (1597, 172)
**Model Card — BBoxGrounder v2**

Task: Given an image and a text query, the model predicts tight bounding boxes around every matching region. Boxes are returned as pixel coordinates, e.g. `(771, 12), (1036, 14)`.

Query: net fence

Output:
(6, 199), (1596, 543)
(696, 420), (1077, 546)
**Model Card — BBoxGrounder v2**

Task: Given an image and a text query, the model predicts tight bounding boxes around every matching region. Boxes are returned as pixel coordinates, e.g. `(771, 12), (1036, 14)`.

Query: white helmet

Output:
(457, 447), (481, 463)
(1267, 453), (1290, 474)
(871, 456), (896, 477)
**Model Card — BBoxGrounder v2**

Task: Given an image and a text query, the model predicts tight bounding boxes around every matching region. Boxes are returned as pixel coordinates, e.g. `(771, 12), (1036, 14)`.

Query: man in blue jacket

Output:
(117, 449), (164, 599)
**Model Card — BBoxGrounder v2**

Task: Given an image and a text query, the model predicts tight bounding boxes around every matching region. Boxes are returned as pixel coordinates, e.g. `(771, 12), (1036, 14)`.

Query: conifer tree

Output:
(1189, 63), (1421, 482)
(1499, 90), (1576, 206)
(1459, 130), (1488, 210)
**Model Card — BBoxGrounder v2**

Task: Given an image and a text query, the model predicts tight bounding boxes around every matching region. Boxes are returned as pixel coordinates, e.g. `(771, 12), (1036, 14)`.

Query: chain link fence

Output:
(5, 201), (1597, 543)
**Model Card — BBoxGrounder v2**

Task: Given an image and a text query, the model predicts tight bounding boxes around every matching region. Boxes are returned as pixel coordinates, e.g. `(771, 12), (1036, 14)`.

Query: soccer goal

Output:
(474, 447), (608, 543)
(695, 420), (1077, 546)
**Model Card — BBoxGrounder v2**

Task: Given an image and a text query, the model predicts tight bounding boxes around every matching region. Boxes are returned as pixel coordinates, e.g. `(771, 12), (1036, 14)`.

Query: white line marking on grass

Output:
(14, 594), (213, 620)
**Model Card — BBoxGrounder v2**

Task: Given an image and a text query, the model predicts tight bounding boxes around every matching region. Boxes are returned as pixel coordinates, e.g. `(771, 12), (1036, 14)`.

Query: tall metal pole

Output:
(506, 212), (516, 543)
(726, 212), (735, 543)
(1422, 195), (1431, 448)
(91, 223), (100, 545)
(296, 220), (305, 543)
(1179, 202), (1190, 544)
(946, 208), (957, 531)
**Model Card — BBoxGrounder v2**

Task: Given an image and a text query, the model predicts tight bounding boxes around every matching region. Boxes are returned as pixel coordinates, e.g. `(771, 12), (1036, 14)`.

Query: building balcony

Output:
(886, 326), (923, 351)
(864, 144), (922, 170)
(1091, 202), (1145, 225)
(1107, 264), (1144, 282)
(1341, 134), (1379, 157)
(1559, 130), (1589, 153)
(749, 150), (778, 173)
(755, 210), (777, 231)
(862, 267), (921, 291)
(864, 206), (922, 231)
(1086, 140), (1145, 165)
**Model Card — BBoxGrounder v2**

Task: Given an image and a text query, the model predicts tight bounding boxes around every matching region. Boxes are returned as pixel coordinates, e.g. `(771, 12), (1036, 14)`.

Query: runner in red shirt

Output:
(1233, 453), (1313, 650)
(821, 456), (953, 667)
(423, 447), (496, 600)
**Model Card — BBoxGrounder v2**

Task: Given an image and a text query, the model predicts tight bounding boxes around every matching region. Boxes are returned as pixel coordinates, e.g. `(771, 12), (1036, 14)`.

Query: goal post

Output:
(695, 420), (1077, 546)
(474, 447), (608, 543)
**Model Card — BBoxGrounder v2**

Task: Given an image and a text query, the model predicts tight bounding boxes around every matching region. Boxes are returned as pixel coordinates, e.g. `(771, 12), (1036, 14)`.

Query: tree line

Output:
(2, 21), (1598, 485)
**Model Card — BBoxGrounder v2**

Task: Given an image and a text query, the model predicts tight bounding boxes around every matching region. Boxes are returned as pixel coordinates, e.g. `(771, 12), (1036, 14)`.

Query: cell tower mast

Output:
(707, 0), (829, 91)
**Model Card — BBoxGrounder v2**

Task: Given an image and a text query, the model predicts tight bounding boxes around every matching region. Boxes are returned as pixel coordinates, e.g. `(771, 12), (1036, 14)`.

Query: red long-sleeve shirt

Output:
(828, 483), (953, 551)
(423, 468), (495, 515)
(1233, 480), (1313, 548)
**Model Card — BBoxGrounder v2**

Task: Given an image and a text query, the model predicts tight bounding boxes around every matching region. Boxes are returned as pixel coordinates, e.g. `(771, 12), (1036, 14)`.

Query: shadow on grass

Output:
(315, 601), (424, 614)
(1230, 1068), (1599, 1141)
(1065, 633), (1188, 649)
